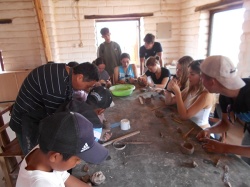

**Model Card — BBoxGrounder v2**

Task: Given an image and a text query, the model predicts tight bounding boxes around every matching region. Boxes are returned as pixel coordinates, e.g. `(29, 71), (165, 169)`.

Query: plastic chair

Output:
(0, 103), (23, 187)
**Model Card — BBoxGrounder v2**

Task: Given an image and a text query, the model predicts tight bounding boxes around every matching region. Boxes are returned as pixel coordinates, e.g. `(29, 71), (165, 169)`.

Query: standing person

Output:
(16, 112), (109, 187)
(114, 53), (138, 84)
(10, 62), (99, 155)
(97, 27), (122, 78)
(138, 56), (170, 89)
(139, 33), (163, 74)
(196, 55), (250, 165)
(165, 60), (214, 129)
(93, 57), (112, 88)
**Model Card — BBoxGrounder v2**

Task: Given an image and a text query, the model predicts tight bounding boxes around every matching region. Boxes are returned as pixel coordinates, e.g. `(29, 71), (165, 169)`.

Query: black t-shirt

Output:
(145, 67), (170, 87)
(139, 42), (162, 60)
(219, 78), (250, 122)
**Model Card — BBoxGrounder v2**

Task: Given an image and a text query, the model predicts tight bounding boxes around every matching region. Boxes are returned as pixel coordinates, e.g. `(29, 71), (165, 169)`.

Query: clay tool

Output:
(102, 131), (140, 147)
(138, 96), (144, 104)
(223, 165), (232, 187)
(171, 117), (182, 124)
(120, 141), (152, 145)
(182, 127), (194, 139)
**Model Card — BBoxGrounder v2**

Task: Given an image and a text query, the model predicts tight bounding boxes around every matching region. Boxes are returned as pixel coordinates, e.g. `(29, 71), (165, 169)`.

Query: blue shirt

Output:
(118, 64), (135, 81)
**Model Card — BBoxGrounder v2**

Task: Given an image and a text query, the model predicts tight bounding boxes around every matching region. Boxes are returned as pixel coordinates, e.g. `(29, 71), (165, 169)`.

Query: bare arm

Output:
(201, 137), (250, 158)
(197, 113), (231, 140)
(65, 175), (90, 187)
(176, 92), (213, 120)
(148, 77), (169, 89)
(114, 66), (121, 84)
(128, 64), (138, 84)
(140, 58), (145, 75)
(165, 90), (176, 105)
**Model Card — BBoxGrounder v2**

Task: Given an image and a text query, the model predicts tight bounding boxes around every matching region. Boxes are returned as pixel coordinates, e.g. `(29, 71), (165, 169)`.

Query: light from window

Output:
(209, 8), (245, 66)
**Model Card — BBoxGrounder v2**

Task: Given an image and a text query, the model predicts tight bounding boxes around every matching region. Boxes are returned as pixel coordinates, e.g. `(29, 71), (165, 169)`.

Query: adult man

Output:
(139, 33), (163, 74)
(97, 27), (121, 77)
(196, 55), (250, 164)
(10, 62), (99, 154)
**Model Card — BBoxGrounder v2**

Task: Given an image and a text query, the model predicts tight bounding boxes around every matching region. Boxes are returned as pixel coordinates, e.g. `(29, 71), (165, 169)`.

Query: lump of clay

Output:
(180, 142), (194, 155)
(90, 171), (106, 185)
(144, 97), (151, 104)
(155, 110), (164, 118)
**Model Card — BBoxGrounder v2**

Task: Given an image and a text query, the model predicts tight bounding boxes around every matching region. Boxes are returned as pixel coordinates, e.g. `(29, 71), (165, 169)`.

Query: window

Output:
(208, 6), (245, 66)
(95, 20), (140, 67)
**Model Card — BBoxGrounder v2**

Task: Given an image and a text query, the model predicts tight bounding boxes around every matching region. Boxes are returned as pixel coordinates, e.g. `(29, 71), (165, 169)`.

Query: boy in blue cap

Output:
(16, 112), (109, 187)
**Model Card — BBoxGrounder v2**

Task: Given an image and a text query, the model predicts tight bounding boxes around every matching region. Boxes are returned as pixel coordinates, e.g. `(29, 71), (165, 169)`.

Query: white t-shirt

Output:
(16, 146), (70, 187)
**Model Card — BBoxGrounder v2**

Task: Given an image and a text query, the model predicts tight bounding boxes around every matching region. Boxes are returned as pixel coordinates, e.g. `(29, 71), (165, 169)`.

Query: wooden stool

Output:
(0, 103), (23, 187)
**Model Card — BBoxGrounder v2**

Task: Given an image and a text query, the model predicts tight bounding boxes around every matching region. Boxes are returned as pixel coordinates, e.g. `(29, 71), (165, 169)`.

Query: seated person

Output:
(93, 57), (112, 88)
(114, 53), (138, 84)
(16, 112), (109, 187)
(138, 56), (170, 89)
(56, 86), (113, 142)
(165, 60), (214, 130)
(172, 55), (193, 91)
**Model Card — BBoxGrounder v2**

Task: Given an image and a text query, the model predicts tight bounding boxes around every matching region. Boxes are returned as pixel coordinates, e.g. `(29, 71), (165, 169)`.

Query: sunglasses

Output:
(227, 104), (236, 124)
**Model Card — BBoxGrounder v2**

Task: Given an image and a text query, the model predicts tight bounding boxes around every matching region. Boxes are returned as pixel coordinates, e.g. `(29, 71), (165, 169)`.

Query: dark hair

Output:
(144, 33), (155, 43)
(92, 57), (106, 66)
(100, 27), (109, 35)
(188, 59), (204, 74)
(73, 62), (99, 81)
(47, 61), (55, 64)
(145, 56), (159, 66)
(120, 53), (130, 61)
(177, 56), (193, 90)
(67, 61), (79, 67)
(39, 143), (74, 161)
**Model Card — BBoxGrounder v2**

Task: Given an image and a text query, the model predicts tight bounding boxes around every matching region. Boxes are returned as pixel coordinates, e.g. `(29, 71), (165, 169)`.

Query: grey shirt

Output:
(97, 41), (121, 76)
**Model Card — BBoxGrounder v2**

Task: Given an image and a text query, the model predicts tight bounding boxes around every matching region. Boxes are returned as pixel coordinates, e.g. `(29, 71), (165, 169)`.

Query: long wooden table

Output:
(73, 87), (250, 187)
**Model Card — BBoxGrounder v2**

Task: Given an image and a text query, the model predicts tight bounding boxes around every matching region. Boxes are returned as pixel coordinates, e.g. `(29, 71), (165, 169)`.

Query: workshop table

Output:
(73, 87), (250, 187)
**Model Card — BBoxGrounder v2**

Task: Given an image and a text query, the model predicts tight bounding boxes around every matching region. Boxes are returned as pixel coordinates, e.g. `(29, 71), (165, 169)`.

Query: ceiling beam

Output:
(195, 0), (243, 12)
(34, 0), (52, 62)
(85, 13), (153, 19)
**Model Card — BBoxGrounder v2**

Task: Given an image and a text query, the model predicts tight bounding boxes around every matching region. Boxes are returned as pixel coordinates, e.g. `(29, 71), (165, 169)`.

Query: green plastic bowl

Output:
(109, 84), (135, 96)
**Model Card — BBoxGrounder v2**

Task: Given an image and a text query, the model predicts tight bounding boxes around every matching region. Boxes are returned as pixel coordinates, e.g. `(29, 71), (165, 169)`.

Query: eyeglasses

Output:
(227, 104), (235, 124)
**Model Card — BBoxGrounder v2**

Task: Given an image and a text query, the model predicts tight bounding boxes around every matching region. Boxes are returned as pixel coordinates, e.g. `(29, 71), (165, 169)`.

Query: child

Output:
(92, 57), (112, 88)
(16, 112), (109, 187)
(56, 86), (113, 142)
(86, 86), (113, 142)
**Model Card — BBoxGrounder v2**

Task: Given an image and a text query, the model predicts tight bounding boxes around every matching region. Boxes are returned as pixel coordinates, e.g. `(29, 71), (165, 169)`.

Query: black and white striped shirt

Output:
(10, 63), (70, 133)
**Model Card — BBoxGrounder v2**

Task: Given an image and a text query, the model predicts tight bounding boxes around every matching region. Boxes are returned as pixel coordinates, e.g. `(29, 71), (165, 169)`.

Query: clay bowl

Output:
(155, 110), (164, 118)
(113, 141), (126, 150)
(180, 142), (194, 155)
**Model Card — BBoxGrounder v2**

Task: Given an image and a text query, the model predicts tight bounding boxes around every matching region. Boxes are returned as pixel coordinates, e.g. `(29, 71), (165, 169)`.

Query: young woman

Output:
(174, 56), (193, 91)
(138, 56), (170, 89)
(93, 57), (112, 88)
(165, 60), (214, 129)
(114, 53), (138, 84)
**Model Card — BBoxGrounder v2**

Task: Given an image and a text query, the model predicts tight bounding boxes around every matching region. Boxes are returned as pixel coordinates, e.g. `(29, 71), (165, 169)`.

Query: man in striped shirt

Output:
(10, 62), (99, 154)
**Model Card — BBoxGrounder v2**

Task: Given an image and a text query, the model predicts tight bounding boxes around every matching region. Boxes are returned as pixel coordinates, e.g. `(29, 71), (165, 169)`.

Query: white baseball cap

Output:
(200, 55), (245, 90)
